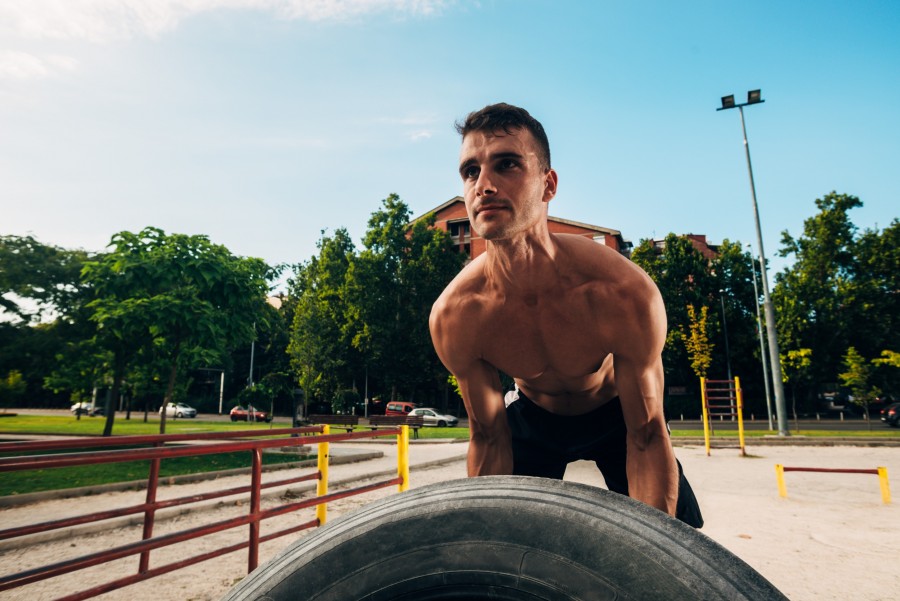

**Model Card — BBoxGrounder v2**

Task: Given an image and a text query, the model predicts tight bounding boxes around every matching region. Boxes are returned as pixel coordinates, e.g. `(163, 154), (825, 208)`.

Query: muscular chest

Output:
(478, 292), (609, 381)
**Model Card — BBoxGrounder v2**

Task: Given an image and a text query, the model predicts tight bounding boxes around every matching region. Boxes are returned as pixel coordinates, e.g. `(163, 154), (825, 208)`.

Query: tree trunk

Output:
(159, 358), (179, 435)
(102, 356), (126, 437)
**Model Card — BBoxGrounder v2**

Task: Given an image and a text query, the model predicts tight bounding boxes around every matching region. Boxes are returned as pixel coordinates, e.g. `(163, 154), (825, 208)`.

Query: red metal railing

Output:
(0, 426), (407, 600)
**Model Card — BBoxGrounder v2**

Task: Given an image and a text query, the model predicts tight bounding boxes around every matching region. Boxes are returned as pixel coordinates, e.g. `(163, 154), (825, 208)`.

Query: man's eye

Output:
(463, 166), (479, 179)
(498, 159), (517, 170)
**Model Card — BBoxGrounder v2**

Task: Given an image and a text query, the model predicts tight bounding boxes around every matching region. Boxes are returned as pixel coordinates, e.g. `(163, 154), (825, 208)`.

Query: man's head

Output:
(456, 103), (558, 242)
(455, 103), (551, 171)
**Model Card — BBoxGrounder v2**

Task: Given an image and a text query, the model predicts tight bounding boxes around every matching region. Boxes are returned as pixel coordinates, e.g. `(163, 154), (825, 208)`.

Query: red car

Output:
(229, 405), (272, 422)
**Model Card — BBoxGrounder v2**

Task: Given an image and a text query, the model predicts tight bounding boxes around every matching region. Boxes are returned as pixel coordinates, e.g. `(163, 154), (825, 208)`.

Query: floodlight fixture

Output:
(718, 89), (764, 111)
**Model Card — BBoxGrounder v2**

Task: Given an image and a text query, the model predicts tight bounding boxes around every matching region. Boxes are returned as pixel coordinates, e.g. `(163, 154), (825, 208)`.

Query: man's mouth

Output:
(477, 204), (508, 216)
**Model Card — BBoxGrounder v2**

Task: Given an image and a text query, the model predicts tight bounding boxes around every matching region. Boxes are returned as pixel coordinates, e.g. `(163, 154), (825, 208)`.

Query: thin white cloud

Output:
(408, 130), (433, 141)
(0, 51), (78, 79)
(0, 0), (452, 43)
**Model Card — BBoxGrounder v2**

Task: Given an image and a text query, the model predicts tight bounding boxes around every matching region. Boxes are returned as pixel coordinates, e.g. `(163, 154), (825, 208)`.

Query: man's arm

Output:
(430, 299), (513, 476)
(613, 284), (678, 516)
(454, 359), (513, 476)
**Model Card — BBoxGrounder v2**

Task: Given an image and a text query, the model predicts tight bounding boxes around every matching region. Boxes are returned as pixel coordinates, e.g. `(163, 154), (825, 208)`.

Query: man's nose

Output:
(475, 171), (496, 196)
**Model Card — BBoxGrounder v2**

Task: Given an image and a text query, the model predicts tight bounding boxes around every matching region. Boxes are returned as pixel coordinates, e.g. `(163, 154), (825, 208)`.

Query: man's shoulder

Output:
(554, 234), (655, 291)
(431, 257), (491, 321)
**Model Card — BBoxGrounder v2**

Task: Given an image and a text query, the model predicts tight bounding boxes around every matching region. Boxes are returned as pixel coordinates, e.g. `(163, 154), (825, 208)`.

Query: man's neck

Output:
(483, 229), (559, 292)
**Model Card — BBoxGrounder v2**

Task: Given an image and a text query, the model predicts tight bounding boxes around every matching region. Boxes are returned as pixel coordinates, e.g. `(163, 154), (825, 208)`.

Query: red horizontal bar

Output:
(0, 471), (319, 541)
(782, 467), (879, 475)
(53, 514), (321, 601)
(0, 429), (400, 472)
(0, 427), (323, 454)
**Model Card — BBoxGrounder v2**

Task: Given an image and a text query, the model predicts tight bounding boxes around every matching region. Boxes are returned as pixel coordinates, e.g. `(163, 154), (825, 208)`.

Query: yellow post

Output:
(735, 376), (746, 456)
(316, 424), (330, 525)
(700, 377), (711, 456)
(775, 464), (787, 498)
(877, 467), (891, 504)
(398, 425), (410, 492)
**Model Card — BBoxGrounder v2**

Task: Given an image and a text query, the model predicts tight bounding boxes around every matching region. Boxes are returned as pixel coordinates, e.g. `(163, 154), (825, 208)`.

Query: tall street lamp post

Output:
(717, 89), (790, 436)
(748, 244), (775, 430)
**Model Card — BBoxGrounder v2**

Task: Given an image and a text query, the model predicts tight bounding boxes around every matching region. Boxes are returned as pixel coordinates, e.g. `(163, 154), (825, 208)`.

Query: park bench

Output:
(366, 415), (425, 439)
(308, 414), (360, 433)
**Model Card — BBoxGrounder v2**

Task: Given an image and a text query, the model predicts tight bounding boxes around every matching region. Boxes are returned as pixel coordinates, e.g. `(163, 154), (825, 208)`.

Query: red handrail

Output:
(0, 425), (405, 600)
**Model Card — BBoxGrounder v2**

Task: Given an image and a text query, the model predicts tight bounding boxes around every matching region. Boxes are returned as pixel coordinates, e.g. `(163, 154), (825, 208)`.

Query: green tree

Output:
(781, 347), (813, 429)
(681, 304), (714, 379)
(82, 228), (272, 434)
(0, 235), (93, 323)
(345, 194), (463, 405)
(838, 347), (879, 426)
(0, 236), (96, 407)
(0, 370), (27, 411)
(288, 228), (359, 406)
(774, 192), (861, 408)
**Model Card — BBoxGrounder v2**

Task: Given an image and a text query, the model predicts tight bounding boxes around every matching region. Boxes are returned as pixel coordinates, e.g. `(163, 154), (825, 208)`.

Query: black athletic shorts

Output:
(506, 392), (704, 528)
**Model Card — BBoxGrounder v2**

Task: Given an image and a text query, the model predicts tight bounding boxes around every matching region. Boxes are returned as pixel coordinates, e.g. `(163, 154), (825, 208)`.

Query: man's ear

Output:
(543, 169), (558, 202)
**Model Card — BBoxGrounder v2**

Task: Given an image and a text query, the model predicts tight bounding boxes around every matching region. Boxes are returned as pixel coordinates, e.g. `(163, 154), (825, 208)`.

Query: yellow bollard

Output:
(735, 377), (746, 456)
(700, 377), (711, 456)
(775, 464), (787, 498)
(398, 425), (410, 492)
(877, 467), (891, 504)
(316, 424), (330, 525)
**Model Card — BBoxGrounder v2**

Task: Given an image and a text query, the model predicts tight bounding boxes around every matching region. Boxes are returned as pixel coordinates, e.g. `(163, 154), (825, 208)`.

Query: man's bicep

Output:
(615, 354), (666, 432)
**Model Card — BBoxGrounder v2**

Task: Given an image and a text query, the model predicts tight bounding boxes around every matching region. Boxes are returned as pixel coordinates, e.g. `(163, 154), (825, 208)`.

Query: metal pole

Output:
(247, 340), (255, 387)
(749, 249), (774, 430)
(737, 105), (790, 436)
(219, 370), (225, 415)
(718, 290), (733, 383)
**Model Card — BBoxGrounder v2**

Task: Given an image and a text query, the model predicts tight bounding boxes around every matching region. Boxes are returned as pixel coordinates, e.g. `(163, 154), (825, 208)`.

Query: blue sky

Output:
(2, 1), (898, 288)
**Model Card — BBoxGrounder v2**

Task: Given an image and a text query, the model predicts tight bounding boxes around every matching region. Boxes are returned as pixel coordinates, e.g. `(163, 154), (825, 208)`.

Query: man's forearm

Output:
(625, 434), (678, 515)
(467, 433), (514, 476)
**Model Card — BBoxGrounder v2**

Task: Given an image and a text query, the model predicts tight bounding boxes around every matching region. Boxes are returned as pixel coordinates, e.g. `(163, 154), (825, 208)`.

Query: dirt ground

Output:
(2, 442), (898, 601)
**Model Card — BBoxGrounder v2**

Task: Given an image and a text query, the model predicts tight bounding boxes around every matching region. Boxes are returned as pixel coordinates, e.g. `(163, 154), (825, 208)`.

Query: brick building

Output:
(414, 197), (632, 260)
(649, 234), (720, 260)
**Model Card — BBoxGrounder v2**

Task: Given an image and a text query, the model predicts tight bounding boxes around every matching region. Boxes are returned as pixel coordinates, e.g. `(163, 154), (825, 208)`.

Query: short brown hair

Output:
(455, 103), (551, 170)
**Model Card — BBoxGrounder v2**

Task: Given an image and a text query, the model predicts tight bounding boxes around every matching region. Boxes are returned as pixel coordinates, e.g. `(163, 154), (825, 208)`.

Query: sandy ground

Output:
(1, 441), (898, 601)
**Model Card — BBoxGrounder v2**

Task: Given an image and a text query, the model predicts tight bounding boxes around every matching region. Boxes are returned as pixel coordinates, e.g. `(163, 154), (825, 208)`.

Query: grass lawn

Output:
(0, 414), (281, 436)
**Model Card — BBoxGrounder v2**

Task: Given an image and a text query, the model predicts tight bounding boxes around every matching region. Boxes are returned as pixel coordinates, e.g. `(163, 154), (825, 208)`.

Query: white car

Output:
(408, 407), (458, 427)
(71, 402), (103, 416)
(159, 402), (198, 418)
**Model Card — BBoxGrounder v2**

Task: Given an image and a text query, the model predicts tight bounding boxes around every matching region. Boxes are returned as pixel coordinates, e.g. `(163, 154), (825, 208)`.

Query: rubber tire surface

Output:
(223, 476), (787, 601)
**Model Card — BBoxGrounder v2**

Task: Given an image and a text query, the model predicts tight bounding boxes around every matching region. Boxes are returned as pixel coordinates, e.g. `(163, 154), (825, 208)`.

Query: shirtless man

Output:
(430, 103), (702, 527)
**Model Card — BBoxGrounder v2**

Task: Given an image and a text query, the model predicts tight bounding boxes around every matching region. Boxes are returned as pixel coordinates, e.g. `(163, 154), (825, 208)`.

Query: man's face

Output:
(458, 127), (557, 241)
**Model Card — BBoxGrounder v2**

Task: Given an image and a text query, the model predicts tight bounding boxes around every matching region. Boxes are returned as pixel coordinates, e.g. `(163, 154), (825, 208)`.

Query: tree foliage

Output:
(838, 347), (879, 423)
(0, 235), (93, 323)
(289, 194), (464, 411)
(774, 192), (898, 411)
(82, 227), (272, 434)
(682, 305), (713, 379)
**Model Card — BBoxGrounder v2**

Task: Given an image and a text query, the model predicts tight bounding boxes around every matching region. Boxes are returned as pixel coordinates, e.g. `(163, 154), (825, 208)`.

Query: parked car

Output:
(385, 402), (416, 416)
(70, 402), (103, 416)
(880, 403), (900, 427)
(408, 407), (458, 427)
(159, 402), (198, 418)
(229, 405), (272, 422)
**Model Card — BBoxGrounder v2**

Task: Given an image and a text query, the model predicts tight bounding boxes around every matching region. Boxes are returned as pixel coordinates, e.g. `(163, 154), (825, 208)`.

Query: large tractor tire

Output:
(223, 476), (787, 601)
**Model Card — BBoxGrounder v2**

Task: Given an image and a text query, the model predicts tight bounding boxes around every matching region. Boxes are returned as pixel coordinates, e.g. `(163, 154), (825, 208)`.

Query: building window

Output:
(449, 220), (470, 240)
